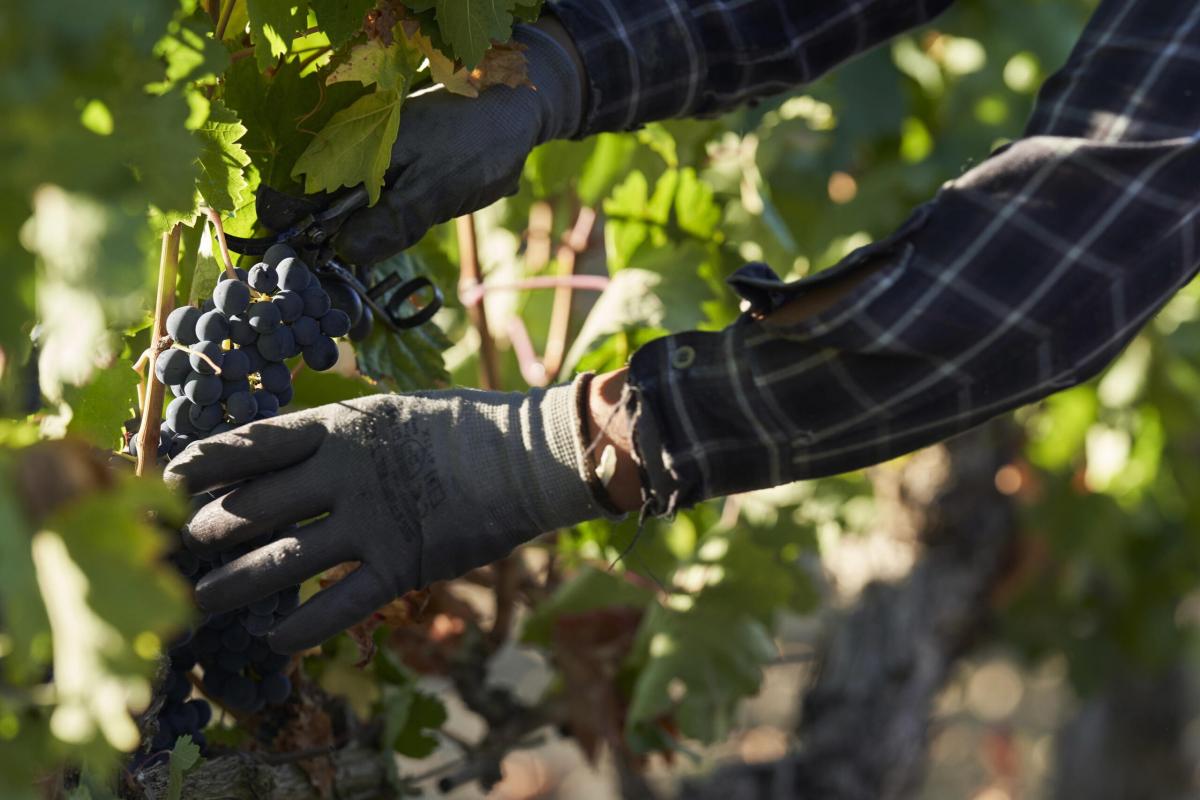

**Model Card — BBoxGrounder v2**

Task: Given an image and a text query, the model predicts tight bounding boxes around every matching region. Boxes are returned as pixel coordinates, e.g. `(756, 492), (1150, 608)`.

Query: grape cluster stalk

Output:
(132, 244), (362, 758)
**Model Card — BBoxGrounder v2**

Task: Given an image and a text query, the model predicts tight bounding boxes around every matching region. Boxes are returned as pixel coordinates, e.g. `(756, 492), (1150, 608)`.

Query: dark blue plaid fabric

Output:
(552, 0), (1200, 513)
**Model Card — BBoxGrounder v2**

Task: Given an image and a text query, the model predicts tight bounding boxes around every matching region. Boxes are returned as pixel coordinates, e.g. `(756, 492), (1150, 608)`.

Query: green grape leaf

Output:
(674, 167), (721, 240)
(246, 0), (310, 70)
(30, 466), (191, 754)
(434, 0), (516, 68)
(310, 0), (375, 47)
(193, 99), (252, 213)
(383, 685), (448, 759)
(291, 88), (402, 203)
(0, 454), (49, 682)
(513, 0), (543, 23)
(626, 602), (777, 745)
(63, 359), (138, 451)
(225, 57), (369, 192)
(165, 735), (203, 800)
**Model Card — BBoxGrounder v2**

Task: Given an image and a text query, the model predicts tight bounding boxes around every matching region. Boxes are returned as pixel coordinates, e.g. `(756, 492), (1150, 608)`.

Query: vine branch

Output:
(202, 206), (239, 280)
(135, 225), (181, 476)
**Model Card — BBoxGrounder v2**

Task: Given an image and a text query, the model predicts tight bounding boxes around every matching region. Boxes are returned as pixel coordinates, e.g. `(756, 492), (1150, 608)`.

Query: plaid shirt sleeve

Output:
(614, 0), (1200, 514)
(549, 0), (957, 135)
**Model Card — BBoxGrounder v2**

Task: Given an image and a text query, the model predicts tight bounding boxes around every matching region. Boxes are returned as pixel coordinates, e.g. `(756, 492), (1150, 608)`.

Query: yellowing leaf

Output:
(414, 33), (529, 98)
(291, 88), (402, 204)
(327, 34), (420, 93)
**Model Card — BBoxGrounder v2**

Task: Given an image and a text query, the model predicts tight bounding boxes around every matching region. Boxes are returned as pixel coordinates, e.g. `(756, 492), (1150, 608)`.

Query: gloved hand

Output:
(164, 378), (609, 653)
(331, 23), (586, 264)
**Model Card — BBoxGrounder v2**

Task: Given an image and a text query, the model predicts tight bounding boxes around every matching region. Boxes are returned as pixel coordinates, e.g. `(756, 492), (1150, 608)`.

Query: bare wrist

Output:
(585, 368), (642, 513)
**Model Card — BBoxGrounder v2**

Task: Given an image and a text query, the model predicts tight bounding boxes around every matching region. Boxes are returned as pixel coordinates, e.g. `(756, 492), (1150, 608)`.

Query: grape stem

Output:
(171, 342), (224, 377)
(202, 206), (239, 281)
(135, 225), (181, 477)
(215, 0), (235, 41)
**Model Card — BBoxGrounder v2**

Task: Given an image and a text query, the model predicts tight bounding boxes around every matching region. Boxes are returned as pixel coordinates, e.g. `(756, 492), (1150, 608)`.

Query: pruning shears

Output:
(223, 185), (444, 332)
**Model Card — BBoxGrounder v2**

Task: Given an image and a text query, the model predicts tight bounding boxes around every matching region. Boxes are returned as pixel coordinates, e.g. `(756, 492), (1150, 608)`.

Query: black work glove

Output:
(164, 378), (610, 653)
(331, 24), (585, 264)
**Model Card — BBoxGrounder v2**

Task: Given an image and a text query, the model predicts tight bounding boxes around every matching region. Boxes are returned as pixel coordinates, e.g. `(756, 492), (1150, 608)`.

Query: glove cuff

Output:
(512, 24), (586, 142)
(519, 376), (621, 532)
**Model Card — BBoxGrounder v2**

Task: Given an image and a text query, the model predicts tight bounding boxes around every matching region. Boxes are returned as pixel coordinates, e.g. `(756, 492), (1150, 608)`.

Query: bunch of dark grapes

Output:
(154, 244), (348, 453)
(137, 244), (348, 759)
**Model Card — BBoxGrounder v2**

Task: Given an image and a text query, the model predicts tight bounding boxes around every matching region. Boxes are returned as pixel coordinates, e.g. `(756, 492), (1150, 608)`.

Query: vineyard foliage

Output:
(7, 0), (1200, 795)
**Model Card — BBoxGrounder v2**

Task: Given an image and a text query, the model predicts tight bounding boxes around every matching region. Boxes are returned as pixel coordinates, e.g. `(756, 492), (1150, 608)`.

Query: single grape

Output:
(187, 699), (212, 729)
(276, 258), (311, 292)
(155, 348), (192, 385)
(272, 384), (294, 407)
(166, 397), (196, 436)
(324, 278), (363, 326)
(196, 309), (231, 343)
(221, 674), (258, 712)
(189, 341), (225, 376)
(319, 309), (351, 338)
(302, 336), (339, 371)
(221, 348), (251, 381)
(226, 391), (258, 425)
(253, 390), (280, 416)
(290, 316), (319, 347)
(228, 314), (258, 346)
(188, 402), (223, 432)
(221, 625), (251, 653)
(218, 267), (250, 283)
(259, 363), (291, 394)
(240, 344), (267, 375)
(272, 290), (304, 323)
(260, 672), (291, 705)
(168, 434), (193, 458)
(248, 263), (278, 294)
(243, 612), (275, 637)
(349, 304), (374, 342)
(263, 244), (296, 269)
(257, 326), (295, 363)
(221, 377), (252, 401)
(184, 373), (222, 406)
(247, 301), (282, 333)
(213, 280), (251, 317)
(166, 307), (202, 345)
(302, 281), (332, 318)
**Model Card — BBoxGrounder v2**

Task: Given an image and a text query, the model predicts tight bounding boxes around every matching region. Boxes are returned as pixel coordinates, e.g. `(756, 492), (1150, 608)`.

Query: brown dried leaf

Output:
(272, 692), (338, 797)
(552, 606), (643, 762)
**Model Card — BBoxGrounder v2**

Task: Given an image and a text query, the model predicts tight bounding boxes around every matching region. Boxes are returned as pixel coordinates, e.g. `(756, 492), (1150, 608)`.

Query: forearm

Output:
(547, 0), (956, 135)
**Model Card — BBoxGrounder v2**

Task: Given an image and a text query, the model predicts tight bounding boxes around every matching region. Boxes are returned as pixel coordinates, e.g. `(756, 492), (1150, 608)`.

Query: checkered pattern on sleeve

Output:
(616, 0), (1200, 512)
(549, 0), (956, 135)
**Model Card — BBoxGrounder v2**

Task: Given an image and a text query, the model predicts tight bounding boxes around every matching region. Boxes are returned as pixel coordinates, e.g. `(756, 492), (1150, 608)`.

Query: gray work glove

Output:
(164, 378), (607, 653)
(333, 24), (586, 264)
